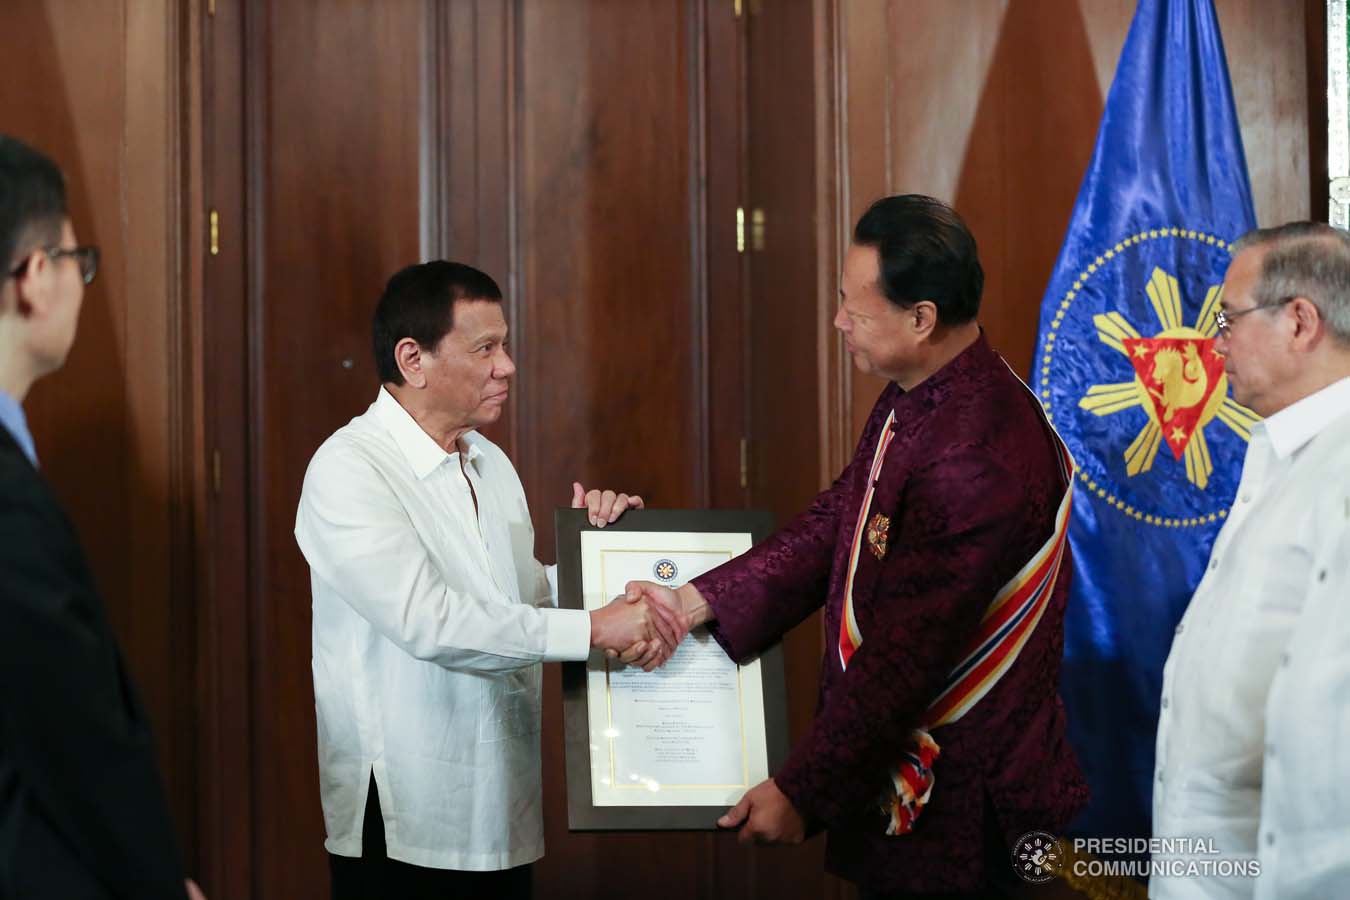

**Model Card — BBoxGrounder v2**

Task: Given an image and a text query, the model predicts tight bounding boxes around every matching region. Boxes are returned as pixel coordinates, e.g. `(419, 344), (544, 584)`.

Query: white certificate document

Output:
(579, 530), (770, 807)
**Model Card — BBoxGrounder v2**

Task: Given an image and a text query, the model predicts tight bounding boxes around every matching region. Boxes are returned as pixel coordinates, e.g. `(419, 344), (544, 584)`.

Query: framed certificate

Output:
(555, 508), (790, 830)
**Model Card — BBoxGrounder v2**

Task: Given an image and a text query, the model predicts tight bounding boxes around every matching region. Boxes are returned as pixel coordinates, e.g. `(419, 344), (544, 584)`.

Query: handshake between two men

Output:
(571, 482), (699, 671)
(587, 580), (705, 671)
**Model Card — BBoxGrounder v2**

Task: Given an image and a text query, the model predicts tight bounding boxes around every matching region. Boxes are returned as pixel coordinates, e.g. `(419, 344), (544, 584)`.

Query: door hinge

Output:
(208, 0), (216, 17)
(751, 208), (765, 251)
(739, 437), (749, 490)
(736, 206), (746, 253)
(733, 0), (742, 18)
(209, 209), (220, 256)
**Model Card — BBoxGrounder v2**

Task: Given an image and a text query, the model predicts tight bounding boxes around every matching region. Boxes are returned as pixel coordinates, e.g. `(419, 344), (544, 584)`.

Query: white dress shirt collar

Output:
(372, 385), (485, 480)
(1258, 375), (1350, 460)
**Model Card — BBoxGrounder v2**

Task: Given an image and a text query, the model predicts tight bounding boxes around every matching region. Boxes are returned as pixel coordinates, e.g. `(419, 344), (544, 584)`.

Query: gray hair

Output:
(1231, 222), (1350, 344)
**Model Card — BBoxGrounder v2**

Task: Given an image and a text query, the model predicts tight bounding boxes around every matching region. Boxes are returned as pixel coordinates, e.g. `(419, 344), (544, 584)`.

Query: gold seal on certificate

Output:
(556, 508), (789, 830)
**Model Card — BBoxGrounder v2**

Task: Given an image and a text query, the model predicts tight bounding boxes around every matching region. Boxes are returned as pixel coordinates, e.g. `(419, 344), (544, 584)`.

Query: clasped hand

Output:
(587, 582), (695, 669)
(589, 589), (692, 668)
(573, 484), (694, 669)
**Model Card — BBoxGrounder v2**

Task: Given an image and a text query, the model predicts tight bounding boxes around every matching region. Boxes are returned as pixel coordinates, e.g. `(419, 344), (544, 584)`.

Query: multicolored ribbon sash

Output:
(836, 365), (1075, 835)
(838, 410), (898, 671)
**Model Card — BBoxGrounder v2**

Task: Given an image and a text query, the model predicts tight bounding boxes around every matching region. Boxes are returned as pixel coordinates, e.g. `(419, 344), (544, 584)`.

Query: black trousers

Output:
(329, 775), (532, 900)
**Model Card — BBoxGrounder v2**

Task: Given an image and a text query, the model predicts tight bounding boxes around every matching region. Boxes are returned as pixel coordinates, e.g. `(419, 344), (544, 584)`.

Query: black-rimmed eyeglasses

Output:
(8, 245), (100, 286)
(1213, 296), (1294, 339)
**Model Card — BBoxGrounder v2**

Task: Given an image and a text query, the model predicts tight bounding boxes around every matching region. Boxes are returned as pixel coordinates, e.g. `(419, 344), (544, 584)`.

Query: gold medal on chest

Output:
(866, 512), (890, 560)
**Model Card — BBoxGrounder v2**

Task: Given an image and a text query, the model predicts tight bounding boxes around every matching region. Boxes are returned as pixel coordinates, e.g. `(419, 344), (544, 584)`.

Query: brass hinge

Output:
(733, 0), (742, 18)
(208, 0), (215, 16)
(751, 208), (765, 251)
(739, 437), (749, 489)
(209, 209), (220, 256)
(736, 206), (745, 254)
(212, 449), (222, 493)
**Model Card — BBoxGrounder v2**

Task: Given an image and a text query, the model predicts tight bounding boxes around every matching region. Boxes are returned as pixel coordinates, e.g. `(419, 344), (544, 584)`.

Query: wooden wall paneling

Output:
(0, 0), (200, 871)
(418, 0), (447, 266)
(814, 0), (851, 482)
(1063, 0), (1315, 228)
(948, 0), (1109, 380)
(248, 2), (425, 897)
(741, 1), (841, 897)
(244, 2), (282, 893)
(433, 0), (519, 460)
(835, 0), (894, 435)
(1216, 0), (1313, 225)
(1305, 0), (1329, 224)
(180, 0), (213, 885)
(746, 0), (823, 536)
(708, 0), (756, 889)
(515, 1), (718, 895)
(704, 0), (749, 515)
(123, 0), (199, 870)
(182, 0), (209, 882)
(835, 0), (1317, 439)
(516, 0), (704, 555)
(200, 0), (253, 893)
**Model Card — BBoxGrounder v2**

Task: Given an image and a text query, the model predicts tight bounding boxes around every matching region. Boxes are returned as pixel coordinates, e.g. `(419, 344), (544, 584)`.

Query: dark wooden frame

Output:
(554, 507), (789, 831)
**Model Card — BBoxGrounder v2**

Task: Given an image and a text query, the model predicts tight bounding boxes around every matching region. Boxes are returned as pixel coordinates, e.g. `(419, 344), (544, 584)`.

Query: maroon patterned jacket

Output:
(692, 335), (1088, 893)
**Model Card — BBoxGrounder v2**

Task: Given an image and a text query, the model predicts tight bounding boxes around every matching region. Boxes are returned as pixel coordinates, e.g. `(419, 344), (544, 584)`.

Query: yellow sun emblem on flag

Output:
(1077, 266), (1260, 490)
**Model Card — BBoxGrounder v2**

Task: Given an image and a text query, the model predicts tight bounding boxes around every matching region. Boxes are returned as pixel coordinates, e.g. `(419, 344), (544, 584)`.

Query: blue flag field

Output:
(1034, 0), (1258, 841)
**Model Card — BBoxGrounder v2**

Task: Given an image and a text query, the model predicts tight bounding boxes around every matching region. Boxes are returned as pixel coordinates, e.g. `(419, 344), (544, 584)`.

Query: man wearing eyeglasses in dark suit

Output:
(0, 134), (204, 900)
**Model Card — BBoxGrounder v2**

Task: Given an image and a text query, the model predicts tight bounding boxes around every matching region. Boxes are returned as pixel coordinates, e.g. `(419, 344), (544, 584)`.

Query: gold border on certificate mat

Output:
(599, 547), (748, 791)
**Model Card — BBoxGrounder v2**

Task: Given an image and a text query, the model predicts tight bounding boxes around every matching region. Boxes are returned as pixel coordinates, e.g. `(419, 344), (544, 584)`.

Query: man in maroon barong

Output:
(628, 195), (1089, 898)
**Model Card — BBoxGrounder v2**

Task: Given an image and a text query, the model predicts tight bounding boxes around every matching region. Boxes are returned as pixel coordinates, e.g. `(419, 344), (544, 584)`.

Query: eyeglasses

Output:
(7, 245), (100, 285)
(1213, 296), (1294, 339)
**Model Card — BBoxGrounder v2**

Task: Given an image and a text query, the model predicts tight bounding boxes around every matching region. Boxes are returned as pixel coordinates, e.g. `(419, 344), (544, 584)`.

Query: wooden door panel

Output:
(248, 2), (424, 896)
(235, 1), (751, 897)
